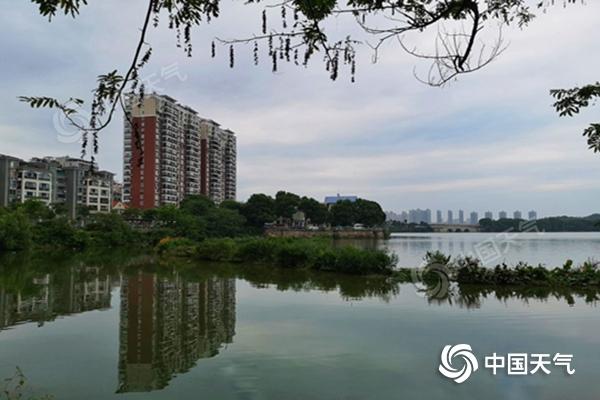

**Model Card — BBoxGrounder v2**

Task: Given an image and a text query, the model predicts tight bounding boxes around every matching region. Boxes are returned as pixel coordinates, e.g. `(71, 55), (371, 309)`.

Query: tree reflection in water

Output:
(1, 251), (599, 392)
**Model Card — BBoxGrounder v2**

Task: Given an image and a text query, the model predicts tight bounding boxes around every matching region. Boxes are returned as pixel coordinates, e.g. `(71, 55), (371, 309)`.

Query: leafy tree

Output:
(0, 211), (33, 251)
(298, 196), (329, 225)
(180, 195), (215, 216)
(220, 199), (244, 212)
(330, 200), (356, 227)
(121, 207), (143, 219)
(274, 191), (301, 219)
(146, 205), (207, 241)
(205, 207), (247, 237)
(478, 216), (600, 232)
(76, 205), (91, 220)
(51, 202), (68, 216)
(241, 194), (276, 227)
(85, 213), (136, 247)
(12, 199), (54, 222)
(551, 82), (600, 153)
(354, 199), (386, 226)
(21, 0), (590, 157)
(33, 217), (89, 249)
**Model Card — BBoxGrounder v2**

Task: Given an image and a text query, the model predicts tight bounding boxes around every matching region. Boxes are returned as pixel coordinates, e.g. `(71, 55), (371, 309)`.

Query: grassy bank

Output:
(157, 236), (397, 275)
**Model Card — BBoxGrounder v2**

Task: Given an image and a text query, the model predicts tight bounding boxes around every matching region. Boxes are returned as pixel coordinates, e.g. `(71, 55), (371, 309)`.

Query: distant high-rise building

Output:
(458, 210), (465, 225)
(124, 94), (237, 208)
(447, 210), (454, 224)
(385, 211), (402, 221)
(400, 211), (408, 222)
(200, 122), (237, 203)
(499, 211), (507, 219)
(513, 210), (522, 219)
(436, 210), (443, 224)
(469, 211), (479, 225)
(528, 210), (537, 220)
(484, 211), (493, 220)
(408, 209), (431, 224)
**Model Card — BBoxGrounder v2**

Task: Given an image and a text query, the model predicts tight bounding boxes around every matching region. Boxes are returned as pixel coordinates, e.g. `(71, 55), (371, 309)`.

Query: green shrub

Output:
(325, 246), (395, 275)
(85, 213), (136, 247)
(155, 237), (197, 257)
(272, 240), (318, 268)
(0, 212), (32, 251)
(424, 250), (451, 266)
(235, 237), (277, 263)
(196, 238), (237, 262)
(195, 237), (396, 275)
(33, 217), (88, 250)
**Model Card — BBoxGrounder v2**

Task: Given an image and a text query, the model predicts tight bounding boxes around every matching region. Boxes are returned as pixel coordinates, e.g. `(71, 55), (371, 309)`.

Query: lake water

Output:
(1, 248), (599, 400)
(341, 232), (600, 267)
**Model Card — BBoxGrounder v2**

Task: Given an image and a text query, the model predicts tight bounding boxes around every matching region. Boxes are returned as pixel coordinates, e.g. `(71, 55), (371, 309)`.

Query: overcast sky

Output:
(1, 1), (599, 217)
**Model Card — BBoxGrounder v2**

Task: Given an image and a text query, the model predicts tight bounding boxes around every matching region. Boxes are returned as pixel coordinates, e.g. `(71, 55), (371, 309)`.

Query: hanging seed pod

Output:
(281, 6), (287, 28)
(211, 41), (216, 58)
(272, 50), (278, 72)
(262, 9), (267, 34)
(279, 38), (284, 60)
(253, 41), (259, 65)
(229, 45), (235, 68)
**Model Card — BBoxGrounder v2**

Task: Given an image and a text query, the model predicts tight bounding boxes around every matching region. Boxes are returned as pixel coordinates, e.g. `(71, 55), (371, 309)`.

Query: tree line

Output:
(478, 215), (600, 232)
(0, 192), (386, 252)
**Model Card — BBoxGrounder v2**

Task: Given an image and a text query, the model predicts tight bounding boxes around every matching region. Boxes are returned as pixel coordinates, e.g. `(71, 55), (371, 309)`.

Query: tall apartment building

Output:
(484, 211), (493, 220)
(513, 210), (522, 219)
(528, 210), (537, 220)
(469, 211), (479, 225)
(408, 208), (431, 224)
(124, 94), (237, 208)
(0, 154), (114, 216)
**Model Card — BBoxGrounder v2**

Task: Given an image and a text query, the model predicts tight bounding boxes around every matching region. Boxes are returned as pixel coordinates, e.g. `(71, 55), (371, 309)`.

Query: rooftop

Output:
(324, 195), (358, 205)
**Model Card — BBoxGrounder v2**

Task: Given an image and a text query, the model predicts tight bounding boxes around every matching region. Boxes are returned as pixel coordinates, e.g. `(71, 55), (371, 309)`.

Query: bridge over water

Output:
(429, 224), (481, 233)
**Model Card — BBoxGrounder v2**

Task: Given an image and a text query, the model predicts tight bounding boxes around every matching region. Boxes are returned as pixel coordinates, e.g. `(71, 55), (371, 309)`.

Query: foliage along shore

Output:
(157, 236), (600, 287)
(157, 236), (397, 276)
(0, 193), (386, 253)
(395, 251), (600, 290)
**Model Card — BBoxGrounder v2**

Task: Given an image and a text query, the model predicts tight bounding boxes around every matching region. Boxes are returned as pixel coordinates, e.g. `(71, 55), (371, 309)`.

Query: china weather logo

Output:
(438, 344), (479, 383)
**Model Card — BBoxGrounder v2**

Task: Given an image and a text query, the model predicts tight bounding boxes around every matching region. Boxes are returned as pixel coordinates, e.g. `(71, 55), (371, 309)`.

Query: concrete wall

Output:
(265, 228), (387, 239)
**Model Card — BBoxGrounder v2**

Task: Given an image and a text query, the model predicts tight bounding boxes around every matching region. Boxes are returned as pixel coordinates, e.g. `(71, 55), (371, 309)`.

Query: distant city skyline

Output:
(386, 208), (542, 224)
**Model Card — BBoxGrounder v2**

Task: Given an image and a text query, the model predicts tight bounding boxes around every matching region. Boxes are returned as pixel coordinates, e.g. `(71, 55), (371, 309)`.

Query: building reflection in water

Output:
(0, 266), (112, 330)
(117, 272), (236, 393)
